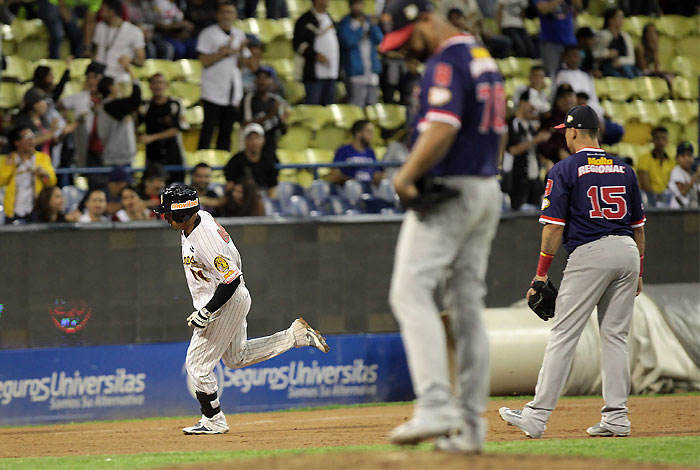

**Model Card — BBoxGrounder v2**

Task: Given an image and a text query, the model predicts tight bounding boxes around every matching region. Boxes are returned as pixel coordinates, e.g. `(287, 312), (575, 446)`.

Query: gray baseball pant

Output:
(389, 176), (501, 439)
(522, 235), (640, 435)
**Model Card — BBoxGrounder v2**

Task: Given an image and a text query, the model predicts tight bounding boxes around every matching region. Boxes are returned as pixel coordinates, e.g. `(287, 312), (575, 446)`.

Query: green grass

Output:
(1, 437), (697, 470)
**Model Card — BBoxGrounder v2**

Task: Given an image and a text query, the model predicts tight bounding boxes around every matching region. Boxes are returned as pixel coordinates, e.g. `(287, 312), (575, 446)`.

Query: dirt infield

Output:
(1, 395), (698, 468)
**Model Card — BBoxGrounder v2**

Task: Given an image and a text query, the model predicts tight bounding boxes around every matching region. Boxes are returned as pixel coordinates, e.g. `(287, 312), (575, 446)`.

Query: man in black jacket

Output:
(292, 0), (340, 105)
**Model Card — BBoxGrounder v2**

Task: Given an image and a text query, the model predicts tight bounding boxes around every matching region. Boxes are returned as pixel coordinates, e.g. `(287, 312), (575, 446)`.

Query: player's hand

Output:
(636, 277), (643, 296)
(393, 176), (418, 204)
(187, 307), (212, 328)
(316, 53), (329, 65)
(526, 274), (547, 301)
(117, 55), (132, 69)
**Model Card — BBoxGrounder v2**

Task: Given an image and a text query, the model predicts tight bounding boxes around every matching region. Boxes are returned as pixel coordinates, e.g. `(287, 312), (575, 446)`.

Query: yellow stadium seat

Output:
(328, 104), (367, 129)
(675, 36), (699, 59)
(374, 146), (387, 161)
(178, 59), (202, 84)
(674, 100), (699, 122)
(267, 58), (294, 80)
(169, 81), (201, 108)
(671, 76), (699, 100)
(367, 103), (406, 130)
(504, 77), (528, 101)
(634, 76), (670, 101)
(622, 16), (655, 39)
(312, 125), (348, 149)
(523, 18), (540, 37)
(657, 36), (675, 71)
(627, 100), (661, 125)
(576, 12), (604, 30)
(138, 80), (153, 101)
(328, 1), (349, 20)
(601, 77), (636, 102)
(305, 148), (334, 163)
(4, 55), (33, 82)
(594, 78), (609, 100)
(660, 121), (682, 145)
(263, 36), (294, 60)
(308, 105), (336, 130)
(184, 106), (204, 127)
(133, 149), (146, 168)
(133, 59), (180, 81)
(681, 120), (698, 143)
(10, 19), (46, 43)
(655, 15), (697, 39)
(189, 149), (231, 167)
(58, 80), (85, 100)
(283, 80), (305, 105)
(671, 56), (700, 78)
(278, 125), (312, 150)
(276, 148), (307, 164)
(0, 82), (24, 109)
(602, 100), (631, 124)
(68, 58), (91, 80)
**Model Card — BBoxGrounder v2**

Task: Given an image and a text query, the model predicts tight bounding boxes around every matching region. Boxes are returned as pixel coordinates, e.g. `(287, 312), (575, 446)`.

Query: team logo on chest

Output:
(214, 256), (230, 273)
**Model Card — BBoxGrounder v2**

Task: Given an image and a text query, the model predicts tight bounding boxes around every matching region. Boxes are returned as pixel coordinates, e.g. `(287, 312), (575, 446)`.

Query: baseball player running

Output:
(499, 105), (645, 438)
(154, 184), (330, 435)
(380, 0), (505, 453)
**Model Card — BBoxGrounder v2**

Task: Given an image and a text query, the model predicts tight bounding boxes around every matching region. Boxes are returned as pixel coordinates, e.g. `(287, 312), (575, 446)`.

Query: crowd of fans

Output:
(0, 0), (698, 224)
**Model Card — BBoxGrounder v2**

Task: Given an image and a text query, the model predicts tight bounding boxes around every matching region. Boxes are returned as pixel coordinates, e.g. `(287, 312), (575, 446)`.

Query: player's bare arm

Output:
(393, 121), (458, 201)
(633, 226), (645, 296)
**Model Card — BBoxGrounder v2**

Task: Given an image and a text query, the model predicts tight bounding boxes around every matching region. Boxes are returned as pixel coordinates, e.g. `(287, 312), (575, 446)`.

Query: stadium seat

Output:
(178, 59), (202, 84)
(673, 100), (699, 123)
(671, 76), (699, 100)
(169, 81), (201, 107)
(139, 80), (153, 101)
(634, 76), (670, 101)
(276, 148), (305, 164)
(600, 77), (635, 102)
(277, 125), (312, 150)
(497, 57), (535, 79)
(656, 15), (697, 39)
(287, 105), (334, 130)
(576, 12), (604, 30)
(342, 179), (365, 205)
(4, 55), (33, 82)
(286, 195), (313, 217)
(276, 181), (305, 208)
(601, 100), (631, 125)
(675, 36), (699, 59)
(184, 106), (204, 127)
(133, 59), (180, 81)
(374, 146), (387, 161)
(312, 125), (348, 149)
(306, 148), (334, 178)
(328, 0), (349, 19)
(263, 36), (294, 60)
(68, 58), (91, 80)
(671, 56), (700, 78)
(189, 149), (230, 167)
(322, 195), (354, 215)
(657, 36), (675, 71)
(523, 18), (540, 37)
(10, 18), (46, 43)
(34, 59), (67, 79)
(373, 178), (398, 206)
(628, 100), (661, 125)
(622, 15), (654, 39)
(282, 80), (305, 104)
(328, 104), (366, 129)
(267, 58), (294, 80)
(359, 197), (390, 214)
(366, 103), (406, 130)
(0, 82), (25, 109)
(306, 179), (331, 205)
(504, 77), (528, 101)
(681, 120), (698, 144)
(133, 149), (146, 168)
(262, 196), (282, 216)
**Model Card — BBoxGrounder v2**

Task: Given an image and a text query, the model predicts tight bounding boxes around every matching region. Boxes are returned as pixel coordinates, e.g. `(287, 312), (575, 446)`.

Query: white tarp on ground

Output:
(484, 283), (700, 396)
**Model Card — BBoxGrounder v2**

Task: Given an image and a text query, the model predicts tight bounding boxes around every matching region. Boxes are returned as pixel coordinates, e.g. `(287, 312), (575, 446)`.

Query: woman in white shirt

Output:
(113, 185), (154, 221)
(79, 188), (109, 222)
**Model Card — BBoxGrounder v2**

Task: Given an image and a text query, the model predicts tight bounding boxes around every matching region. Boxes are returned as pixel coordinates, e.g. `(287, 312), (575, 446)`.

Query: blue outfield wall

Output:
(0, 333), (413, 426)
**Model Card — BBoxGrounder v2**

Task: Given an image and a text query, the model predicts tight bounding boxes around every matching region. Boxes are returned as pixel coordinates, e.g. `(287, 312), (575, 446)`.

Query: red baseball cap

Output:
(379, 0), (434, 53)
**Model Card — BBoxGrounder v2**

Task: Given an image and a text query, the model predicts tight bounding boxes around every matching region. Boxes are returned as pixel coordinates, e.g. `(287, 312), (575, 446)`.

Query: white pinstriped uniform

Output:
(182, 211), (297, 395)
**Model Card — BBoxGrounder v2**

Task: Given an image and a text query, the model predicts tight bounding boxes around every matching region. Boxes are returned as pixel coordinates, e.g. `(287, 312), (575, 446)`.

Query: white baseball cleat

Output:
(498, 407), (543, 439)
(182, 412), (230, 435)
(587, 422), (630, 437)
(292, 317), (330, 352)
(389, 417), (458, 445)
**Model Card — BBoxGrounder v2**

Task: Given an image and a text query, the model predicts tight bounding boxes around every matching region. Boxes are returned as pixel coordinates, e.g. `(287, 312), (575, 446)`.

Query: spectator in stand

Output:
(635, 23), (673, 83)
(240, 39), (263, 94)
(575, 91), (624, 146)
(293, 0), (340, 105)
(197, 2), (250, 151)
(637, 126), (674, 205)
(447, 7), (512, 59)
(505, 89), (551, 210)
(124, 0), (175, 60)
(668, 142), (699, 209)
(240, 66), (289, 167)
(576, 26), (600, 77)
(338, 0), (383, 107)
(0, 126), (58, 224)
(185, 0), (220, 41)
(97, 57), (141, 169)
(538, 83), (576, 170)
(31, 186), (81, 223)
(514, 65), (550, 116)
(153, 0), (196, 60)
(37, 0), (100, 59)
(224, 123), (278, 197)
(596, 8), (639, 79)
(138, 163), (169, 208)
(31, 62), (77, 168)
(191, 163), (224, 215)
(238, 0), (289, 19)
(13, 88), (59, 157)
(58, 61), (105, 176)
(497, 0), (538, 58)
(91, 0), (146, 82)
(78, 188), (109, 222)
(534, 0), (581, 78)
(113, 184), (154, 221)
(139, 73), (188, 183)
(328, 119), (383, 186)
(105, 165), (133, 214)
(222, 177), (264, 216)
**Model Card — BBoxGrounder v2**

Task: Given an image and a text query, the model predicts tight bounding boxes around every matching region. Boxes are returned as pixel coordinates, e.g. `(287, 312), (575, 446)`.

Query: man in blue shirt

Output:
(499, 105), (646, 439)
(535, 0), (582, 77)
(380, 0), (505, 454)
(329, 119), (383, 185)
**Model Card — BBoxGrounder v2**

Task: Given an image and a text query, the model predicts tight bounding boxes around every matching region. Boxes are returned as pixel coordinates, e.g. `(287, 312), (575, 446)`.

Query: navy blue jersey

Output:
(411, 34), (506, 177)
(540, 147), (646, 253)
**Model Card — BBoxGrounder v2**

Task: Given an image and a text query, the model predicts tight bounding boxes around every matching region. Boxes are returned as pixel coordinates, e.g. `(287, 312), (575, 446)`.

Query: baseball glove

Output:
(402, 177), (461, 216)
(528, 279), (558, 321)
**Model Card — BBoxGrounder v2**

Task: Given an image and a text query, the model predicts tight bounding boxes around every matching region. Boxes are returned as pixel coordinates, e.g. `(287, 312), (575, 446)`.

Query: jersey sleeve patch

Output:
(433, 62), (453, 87)
(428, 87), (452, 106)
(214, 256), (229, 273)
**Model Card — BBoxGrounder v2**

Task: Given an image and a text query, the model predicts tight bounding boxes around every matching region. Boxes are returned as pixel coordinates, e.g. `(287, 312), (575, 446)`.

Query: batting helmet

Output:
(154, 184), (200, 223)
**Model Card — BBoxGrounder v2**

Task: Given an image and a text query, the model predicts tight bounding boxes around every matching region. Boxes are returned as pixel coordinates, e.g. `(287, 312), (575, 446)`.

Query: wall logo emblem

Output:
(49, 299), (93, 333)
